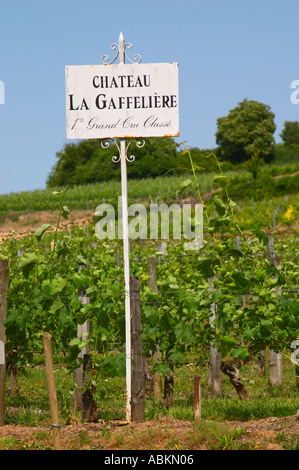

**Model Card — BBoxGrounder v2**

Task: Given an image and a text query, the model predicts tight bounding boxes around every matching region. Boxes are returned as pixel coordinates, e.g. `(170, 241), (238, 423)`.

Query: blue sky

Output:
(1, 0), (299, 195)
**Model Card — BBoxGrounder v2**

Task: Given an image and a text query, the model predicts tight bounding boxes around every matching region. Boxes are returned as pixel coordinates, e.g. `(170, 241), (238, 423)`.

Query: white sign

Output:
(65, 63), (179, 139)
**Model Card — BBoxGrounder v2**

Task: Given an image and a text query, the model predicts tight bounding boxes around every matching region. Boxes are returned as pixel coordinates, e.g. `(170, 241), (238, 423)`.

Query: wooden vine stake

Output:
(208, 278), (222, 395)
(157, 241), (167, 264)
(148, 257), (163, 402)
(130, 276), (145, 421)
(0, 260), (9, 426)
(74, 263), (98, 421)
(194, 376), (201, 423)
(267, 237), (282, 386)
(73, 320), (91, 415)
(43, 332), (61, 450)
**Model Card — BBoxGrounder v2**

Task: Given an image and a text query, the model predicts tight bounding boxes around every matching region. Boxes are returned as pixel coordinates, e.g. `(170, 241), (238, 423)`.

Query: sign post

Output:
(65, 32), (179, 422)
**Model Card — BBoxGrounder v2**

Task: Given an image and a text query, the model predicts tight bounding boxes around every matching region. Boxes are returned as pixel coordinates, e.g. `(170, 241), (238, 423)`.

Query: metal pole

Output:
(119, 32), (132, 422)
(0, 260), (9, 426)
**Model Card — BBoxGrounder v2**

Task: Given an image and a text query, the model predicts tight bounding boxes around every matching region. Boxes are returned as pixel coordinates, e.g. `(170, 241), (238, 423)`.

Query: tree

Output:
(280, 121), (299, 147)
(215, 99), (276, 164)
(47, 137), (178, 187)
(126, 137), (178, 179)
(46, 140), (119, 187)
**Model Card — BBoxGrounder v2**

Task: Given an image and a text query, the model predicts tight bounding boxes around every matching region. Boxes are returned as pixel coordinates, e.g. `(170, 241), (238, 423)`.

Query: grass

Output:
(0, 433), (53, 451)
(276, 432), (299, 450)
(186, 421), (248, 450)
(2, 355), (298, 450)
(4, 354), (299, 427)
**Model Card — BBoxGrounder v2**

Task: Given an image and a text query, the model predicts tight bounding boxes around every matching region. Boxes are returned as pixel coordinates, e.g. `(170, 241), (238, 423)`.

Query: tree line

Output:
(47, 99), (299, 187)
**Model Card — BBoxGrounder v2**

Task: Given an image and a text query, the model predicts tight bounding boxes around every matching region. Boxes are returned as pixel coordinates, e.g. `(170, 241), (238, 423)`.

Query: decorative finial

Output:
(119, 32), (124, 45)
(119, 32), (125, 64)
(101, 33), (141, 65)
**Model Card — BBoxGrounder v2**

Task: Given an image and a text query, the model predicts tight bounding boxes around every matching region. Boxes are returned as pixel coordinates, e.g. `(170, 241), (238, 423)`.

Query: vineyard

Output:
(0, 153), (298, 450)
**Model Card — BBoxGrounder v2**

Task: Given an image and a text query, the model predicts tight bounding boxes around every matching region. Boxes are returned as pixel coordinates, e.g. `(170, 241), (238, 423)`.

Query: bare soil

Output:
(1, 207), (297, 240)
(274, 171), (299, 180)
(0, 415), (298, 450)
(0, 210), (94, 238)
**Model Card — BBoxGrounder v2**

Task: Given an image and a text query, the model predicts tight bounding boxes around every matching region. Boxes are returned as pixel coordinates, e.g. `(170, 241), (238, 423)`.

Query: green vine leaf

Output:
(35, 224), (51, 241)
(61, 205), (71, 220)
(252, 227), (269, 245)
(18, 253), (38, 278)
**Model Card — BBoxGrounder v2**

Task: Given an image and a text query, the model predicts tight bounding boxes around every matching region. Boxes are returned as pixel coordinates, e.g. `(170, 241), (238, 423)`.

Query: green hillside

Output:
(0, 160), (298, 232)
